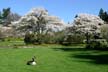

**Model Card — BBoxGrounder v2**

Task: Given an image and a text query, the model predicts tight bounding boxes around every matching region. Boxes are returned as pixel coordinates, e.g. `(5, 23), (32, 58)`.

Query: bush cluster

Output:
(23, 31), (86, 45)
(86, 39), (108, 49)
(24, 33), (35, 44)
(61, 34), (85, 45)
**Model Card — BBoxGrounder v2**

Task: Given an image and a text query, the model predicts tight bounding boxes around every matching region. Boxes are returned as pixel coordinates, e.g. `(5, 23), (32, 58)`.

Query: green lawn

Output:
(0, 42), (108, 72)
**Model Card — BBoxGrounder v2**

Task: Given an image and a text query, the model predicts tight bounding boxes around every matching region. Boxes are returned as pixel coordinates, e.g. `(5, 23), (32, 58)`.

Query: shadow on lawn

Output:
(53, 47), (108, 65)
(73, 54), (108, 65)
(53, 47), (94, 52)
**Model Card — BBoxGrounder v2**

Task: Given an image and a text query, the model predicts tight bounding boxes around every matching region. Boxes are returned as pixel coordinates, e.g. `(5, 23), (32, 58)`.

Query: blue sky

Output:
(0, 0), (108, 22)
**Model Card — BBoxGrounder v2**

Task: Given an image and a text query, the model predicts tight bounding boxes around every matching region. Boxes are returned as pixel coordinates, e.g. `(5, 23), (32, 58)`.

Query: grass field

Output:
(0, 41), (108, 72)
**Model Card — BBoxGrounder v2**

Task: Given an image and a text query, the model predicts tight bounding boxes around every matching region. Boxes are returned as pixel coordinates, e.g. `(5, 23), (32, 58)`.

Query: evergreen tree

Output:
(0, 8), (11, 25)
(2, 8), (10, 19)
(75, 14), (78, 18)
(98, 8), (104, 19)
(98, 8), (108, 22)
(0, 12), (2, 23)
(0, 12), (2, 19)
(103, 11), (108, 22)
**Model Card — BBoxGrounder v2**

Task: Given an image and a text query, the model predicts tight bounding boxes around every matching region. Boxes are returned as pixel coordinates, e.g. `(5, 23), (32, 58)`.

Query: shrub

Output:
(0, 30), (5, 41)
(101, 24), (108, 42)
(62, 33), (85, 45)
(86, 39), (108, 49)
(24, 33), (35, 44)
(40, 31), (65, 44)
(42, 35), (55, 44)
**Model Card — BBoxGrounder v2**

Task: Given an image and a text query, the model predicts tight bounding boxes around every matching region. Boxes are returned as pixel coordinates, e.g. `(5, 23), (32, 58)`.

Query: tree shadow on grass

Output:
(73, 53), (108, 65)
(54, 47), (108, 52)
(53, 47), (95, 52)
(53, 47), (108, 65)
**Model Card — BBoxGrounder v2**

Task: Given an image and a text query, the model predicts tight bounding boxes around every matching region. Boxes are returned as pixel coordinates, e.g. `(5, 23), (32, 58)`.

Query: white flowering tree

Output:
(70, 14), (108, 49)
(12, 8), (49, 43)
(12, 7), (66, 43)
(68, 14), (104, 44)
(13, 8), (48, 33)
